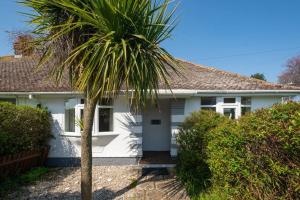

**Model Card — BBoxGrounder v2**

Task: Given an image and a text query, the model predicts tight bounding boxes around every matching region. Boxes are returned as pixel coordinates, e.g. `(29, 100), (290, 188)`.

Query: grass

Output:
(129, 178), (138, 188)
(0, 167), (49, 198)
(193, 188), (231, 200)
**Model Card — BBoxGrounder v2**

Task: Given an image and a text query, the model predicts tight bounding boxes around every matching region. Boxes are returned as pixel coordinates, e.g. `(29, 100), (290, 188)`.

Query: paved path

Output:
(7, 166), (189, 200)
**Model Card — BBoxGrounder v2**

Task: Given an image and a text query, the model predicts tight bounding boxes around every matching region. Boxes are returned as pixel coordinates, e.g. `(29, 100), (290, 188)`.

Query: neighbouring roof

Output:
(0, 56), (299, 93)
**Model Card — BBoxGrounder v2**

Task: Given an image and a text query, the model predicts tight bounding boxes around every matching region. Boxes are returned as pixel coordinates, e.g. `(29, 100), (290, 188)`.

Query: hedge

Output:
(177, 102), (300, 200)
(0, 102), (52, 156)
(176, 110), (229, 195)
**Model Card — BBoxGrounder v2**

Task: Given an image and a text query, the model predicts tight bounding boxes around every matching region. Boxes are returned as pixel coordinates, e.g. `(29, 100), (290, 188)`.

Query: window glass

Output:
(241, 107), (251, 116)
(224, 98), (236, 103)
(224, 108), (236, 119)
(241, 97), (251, 105)
(201, 107), (216, 112)
(80, 109), (84, 131)
(201, 97), (216, 105)
(65, 108), (75, 132)
(99, 108), (113, 132)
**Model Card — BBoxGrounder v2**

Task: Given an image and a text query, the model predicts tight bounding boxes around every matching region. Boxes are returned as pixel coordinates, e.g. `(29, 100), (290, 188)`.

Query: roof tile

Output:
(0, 56), (299, 92)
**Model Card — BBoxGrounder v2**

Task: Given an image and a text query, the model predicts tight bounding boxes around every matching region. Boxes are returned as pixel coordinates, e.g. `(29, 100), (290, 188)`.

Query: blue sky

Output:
(1, 0), (300, 83)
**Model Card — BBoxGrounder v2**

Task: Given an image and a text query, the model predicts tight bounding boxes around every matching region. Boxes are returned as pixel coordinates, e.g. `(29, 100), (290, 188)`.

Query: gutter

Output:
(0, 89), (299, 97)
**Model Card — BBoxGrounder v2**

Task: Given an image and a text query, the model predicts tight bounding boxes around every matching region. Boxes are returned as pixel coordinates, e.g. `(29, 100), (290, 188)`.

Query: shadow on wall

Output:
(118, 114), (143, 153)
(49, 119), (78, 157)
(48, 119), (118, 163)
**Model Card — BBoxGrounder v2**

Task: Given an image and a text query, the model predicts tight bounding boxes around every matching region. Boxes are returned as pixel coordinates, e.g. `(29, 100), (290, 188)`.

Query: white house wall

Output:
(16, 96), (142, 162)
(0, 94), (286, 164)
(251, 96), (282, 111)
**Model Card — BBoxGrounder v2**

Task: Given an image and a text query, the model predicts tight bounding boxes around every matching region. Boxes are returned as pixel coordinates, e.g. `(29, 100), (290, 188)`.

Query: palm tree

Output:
(22, 0), (180, 199)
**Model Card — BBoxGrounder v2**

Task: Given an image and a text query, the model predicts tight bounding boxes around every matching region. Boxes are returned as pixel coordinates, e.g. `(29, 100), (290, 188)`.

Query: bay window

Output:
(97, 99), (113, 132)
(65, 108), (75, 132)
(64, 98), (114, 134)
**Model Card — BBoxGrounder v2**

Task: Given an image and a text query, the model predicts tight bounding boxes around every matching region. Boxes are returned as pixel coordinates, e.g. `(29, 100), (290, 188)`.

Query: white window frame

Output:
(95, 101), (114, 134)
(199, 96), (245, 119)
(200, 96), (217, 111)
(241, 96), (252, 116)
(220, 97), (241, 119)
(63, 98), (114, 136)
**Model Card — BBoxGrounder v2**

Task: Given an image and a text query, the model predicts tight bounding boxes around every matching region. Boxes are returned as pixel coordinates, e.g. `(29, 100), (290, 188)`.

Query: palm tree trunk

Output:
(81, 95), (97, 200)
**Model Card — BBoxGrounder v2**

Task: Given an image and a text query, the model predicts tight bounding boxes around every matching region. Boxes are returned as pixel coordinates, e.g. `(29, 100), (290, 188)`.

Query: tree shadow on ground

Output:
(5, 167), (188, 200)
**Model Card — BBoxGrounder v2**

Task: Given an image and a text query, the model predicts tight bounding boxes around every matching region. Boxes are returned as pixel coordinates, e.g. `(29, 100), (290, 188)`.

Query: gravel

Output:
(6, 166), (189, 200)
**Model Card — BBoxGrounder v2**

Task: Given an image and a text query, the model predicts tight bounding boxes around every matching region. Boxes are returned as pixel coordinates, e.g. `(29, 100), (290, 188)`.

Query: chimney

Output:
(13, 34), (34, 58)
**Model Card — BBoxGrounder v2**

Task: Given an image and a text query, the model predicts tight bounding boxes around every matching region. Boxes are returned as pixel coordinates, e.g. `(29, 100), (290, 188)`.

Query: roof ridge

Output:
(176, 58), (298, 88)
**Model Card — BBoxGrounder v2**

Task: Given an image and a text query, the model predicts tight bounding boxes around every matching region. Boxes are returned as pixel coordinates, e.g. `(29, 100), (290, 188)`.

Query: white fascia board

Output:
(195, 90), (300, 96)
(0, 89), (299, 97)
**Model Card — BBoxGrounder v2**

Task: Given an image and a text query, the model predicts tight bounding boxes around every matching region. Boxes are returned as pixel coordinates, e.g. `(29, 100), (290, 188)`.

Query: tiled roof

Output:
(166, 59), (300, 90)
(0, 56), (299, 92)
(0, 57), (71, 92)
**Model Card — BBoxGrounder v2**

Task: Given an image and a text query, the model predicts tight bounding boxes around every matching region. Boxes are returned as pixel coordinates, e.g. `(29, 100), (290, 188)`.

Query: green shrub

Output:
(177, 102), (300, 200)
(176, 110), (229, 196)
(208, 102), (300, 200)
(0, 102), (52, 156)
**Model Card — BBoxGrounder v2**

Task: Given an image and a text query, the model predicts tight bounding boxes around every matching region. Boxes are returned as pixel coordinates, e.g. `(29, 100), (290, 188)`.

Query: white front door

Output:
(142, 99), (171, 151)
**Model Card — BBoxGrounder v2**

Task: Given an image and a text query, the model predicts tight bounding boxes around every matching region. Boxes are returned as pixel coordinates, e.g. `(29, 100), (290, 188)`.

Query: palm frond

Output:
(21, 0), (182, 108)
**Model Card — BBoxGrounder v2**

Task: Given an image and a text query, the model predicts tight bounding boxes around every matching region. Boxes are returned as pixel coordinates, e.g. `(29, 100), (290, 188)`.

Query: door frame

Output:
(142, 99), (171, 152)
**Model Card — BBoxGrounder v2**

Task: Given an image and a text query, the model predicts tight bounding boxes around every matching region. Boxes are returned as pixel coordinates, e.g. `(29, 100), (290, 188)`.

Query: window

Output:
(65, 108), (75, 132)
(241, 97), (251, 105)
(98, 98), (113, 132)
(80, 109), (84, 131)
(201, 97), (216, 111)
(201, 97), (216, 105)
(241, 107), (251, 115)
(64, 98), (114, 134)
(241, 97), (251, 115)
(224, 108), (236, 119)
(224, 97), (236, 104)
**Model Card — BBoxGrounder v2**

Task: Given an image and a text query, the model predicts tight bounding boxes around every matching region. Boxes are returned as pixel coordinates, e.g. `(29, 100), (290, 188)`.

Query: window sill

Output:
(61, 132), (119, 137)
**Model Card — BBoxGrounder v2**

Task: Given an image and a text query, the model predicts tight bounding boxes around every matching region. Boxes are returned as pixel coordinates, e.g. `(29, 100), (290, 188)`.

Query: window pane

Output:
(201, 97), (216, 105)
(65, 108), (75, 132)
(201, 107), (216, 112)
(99, 108), (113, 132)
(241, 97), (251, 105)
(223, 108), (236, 119)
(242, 107), (251, 115)
(99, 98), (113, 106)
(224, 98), (236, 103)
(80, 109), (84, 131)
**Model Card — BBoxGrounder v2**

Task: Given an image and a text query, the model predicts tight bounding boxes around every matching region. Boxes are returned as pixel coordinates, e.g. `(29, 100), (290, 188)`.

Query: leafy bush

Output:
(0, 102), (52, 156)
(176, 110), (229, 195)
(208, 102), (300, 200)
(177, 102), (300, 200)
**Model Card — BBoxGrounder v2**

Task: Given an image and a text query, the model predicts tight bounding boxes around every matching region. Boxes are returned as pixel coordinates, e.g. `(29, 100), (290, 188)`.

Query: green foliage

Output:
(176, 110), (229, 196)
(177, 102), (300, 200)
(250, 73), (267, 81)
(0, 102), (52, 156)
(22, 0), (181, 107)
(0, 167), (48, 198)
